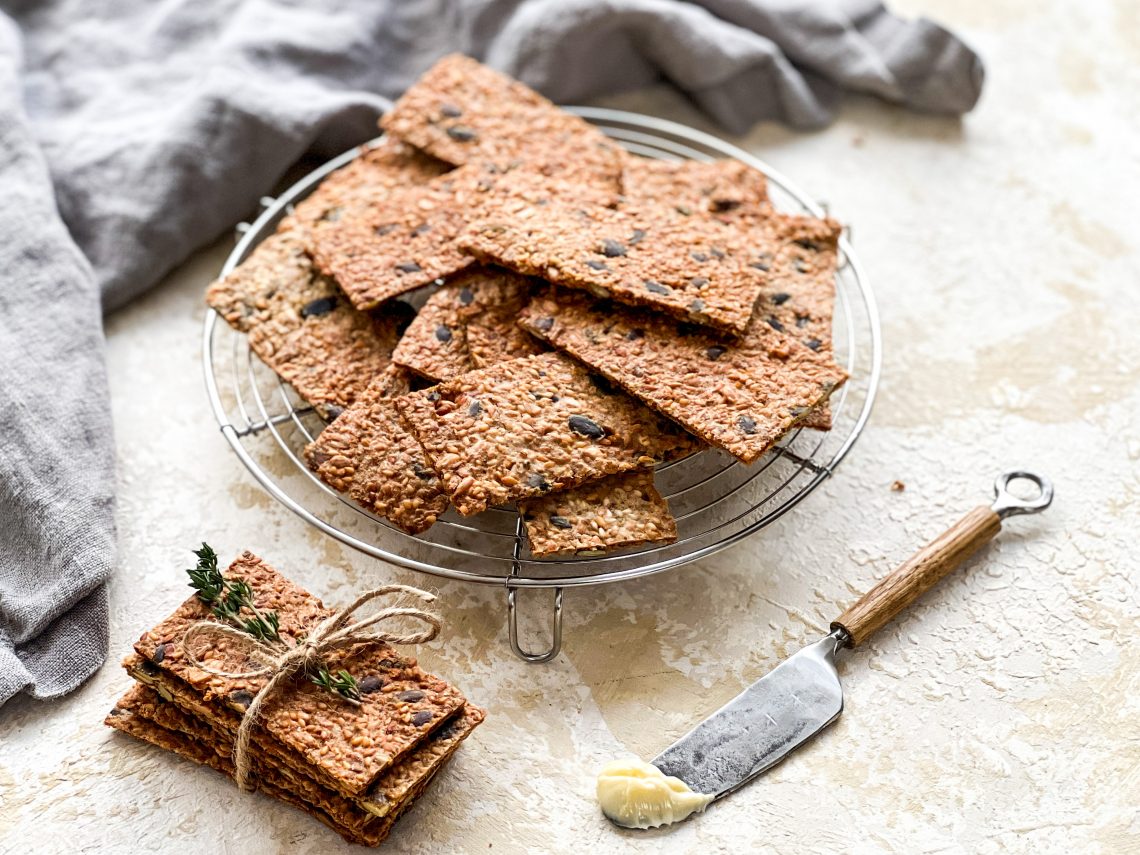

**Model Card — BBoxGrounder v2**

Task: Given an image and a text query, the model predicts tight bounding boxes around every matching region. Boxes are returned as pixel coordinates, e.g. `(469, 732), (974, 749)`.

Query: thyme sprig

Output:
(186, 543), (281, 642)
(185, 544), (362, 704)
(311, 667), (363, 704)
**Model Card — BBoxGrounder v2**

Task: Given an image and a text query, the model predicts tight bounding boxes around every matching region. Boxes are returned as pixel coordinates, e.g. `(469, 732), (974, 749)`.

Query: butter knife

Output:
(653, 470), (1053, 801)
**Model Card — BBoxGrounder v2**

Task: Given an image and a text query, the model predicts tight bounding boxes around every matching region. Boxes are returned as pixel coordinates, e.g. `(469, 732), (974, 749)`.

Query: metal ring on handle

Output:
(991, 470), (1054, 519)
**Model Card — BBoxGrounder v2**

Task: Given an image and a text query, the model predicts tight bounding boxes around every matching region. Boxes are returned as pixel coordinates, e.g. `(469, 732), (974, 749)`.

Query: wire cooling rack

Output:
(203, 108), (881, 661)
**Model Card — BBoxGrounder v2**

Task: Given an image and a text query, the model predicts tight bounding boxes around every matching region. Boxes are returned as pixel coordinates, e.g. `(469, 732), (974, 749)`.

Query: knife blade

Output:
(652, 629), (846, 798)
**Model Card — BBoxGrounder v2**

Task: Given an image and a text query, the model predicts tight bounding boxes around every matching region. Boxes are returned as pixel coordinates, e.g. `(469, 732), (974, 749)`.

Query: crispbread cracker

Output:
(745, 214), (843, 430)
(519, 289), (847, 464)
(394, 352), (699, 516)
(308, 162), (615, 312)
(205, 232), (412, 420)
(460, 195), (772, 335)
(521, 469), (677, 557)
(133, 552), (467, 796)
(619, 155), (770, 215)
(392, 266), (536, 382)
(279, 137), (450, 236)
(380, 54), (622, 191)
(305, 377), (449, 534)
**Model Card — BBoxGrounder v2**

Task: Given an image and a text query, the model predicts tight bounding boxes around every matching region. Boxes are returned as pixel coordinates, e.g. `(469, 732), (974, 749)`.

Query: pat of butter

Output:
(596, 759), (713, 829)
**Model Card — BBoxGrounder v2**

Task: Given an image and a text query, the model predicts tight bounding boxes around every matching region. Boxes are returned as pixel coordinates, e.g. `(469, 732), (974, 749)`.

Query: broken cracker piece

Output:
(205, 232), (411, 420)
(392, 265), (536, 382)
(521, 469), (677, 558)
(305, 374), (449, 534)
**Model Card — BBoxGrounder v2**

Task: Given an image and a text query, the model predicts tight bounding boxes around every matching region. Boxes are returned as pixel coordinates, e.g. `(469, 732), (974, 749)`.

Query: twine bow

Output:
(182, 584), (441, 791)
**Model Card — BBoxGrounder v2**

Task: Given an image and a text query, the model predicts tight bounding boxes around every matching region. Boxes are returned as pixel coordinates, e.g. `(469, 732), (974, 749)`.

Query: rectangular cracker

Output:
(116, 671), (484, 825)
(619, 155), (770, 215)
(519, 289), (847, 464)
(205, 232), (414, 420)
(745, 213), (843, 431)
(306, 171), (476, 310)
(109, 683), (378, 831)
(460, 194), (771, 335)
(133, 552), (468, 796)
(394, 352), (699, 516)
(308, 160), (616, 312)
(304, 375), (450, 534)
(278, 136), (450, 237)
(392, 265), (537, 382)
(521, 470), (677, 558)
(105, 690), (380, 846)
(380, 53), (622, 191)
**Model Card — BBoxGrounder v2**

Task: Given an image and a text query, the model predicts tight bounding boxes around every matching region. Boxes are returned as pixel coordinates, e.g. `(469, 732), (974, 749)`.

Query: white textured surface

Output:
(2, 2), (1139, 852)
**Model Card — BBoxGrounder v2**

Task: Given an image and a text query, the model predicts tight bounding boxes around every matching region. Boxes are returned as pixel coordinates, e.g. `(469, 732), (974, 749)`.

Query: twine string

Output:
(181, 584), (441, 790)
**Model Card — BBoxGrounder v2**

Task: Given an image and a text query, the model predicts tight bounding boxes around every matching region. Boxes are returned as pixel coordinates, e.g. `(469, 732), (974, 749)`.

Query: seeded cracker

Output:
(743, 213), (843, 430)
(305, 375), (449, 534)
(461, 195), (771, 335)
(132, 552), (469, 797)
(519, 290), (847, 464)
(392, 265), (536, 382)
(619, 155), (770, 216)
(465, 319), (546, 368)
(111, 677), (484, 835)
(205, 232), (413, 420)
(278, 136), (450, 236)
(521, 470), (677, 557)
(380, 54), (622, 191)
(308, 158), (618, 313)
(394, 352), (699, 516)
(106, 690), (383, 846)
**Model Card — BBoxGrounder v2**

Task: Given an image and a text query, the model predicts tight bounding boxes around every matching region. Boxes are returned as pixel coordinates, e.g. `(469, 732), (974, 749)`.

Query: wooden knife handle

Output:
(831, 506), (1001, 647)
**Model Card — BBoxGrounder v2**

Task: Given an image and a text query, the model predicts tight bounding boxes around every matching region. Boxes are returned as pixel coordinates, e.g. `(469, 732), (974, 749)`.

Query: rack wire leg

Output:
(507, 587), (564, 663)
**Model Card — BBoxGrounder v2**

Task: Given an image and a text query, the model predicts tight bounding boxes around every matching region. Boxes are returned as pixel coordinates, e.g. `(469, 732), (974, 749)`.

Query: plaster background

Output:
(2, 1), (1138, 852)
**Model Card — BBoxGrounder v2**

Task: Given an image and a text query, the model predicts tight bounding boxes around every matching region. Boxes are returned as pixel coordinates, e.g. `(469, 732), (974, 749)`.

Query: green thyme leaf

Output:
(185, 543), (281, 642)
(187, 542), (225, 604)
(311, 667), (362, 702)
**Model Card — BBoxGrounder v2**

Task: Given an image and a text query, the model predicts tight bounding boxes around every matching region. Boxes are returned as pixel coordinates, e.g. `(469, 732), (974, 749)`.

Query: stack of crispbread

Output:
(104, 551), (484, 846)
(206, 54), (847, 558)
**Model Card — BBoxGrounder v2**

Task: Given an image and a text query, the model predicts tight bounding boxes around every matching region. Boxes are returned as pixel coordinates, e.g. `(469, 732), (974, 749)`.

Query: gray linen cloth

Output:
(0, 0), (982, 707)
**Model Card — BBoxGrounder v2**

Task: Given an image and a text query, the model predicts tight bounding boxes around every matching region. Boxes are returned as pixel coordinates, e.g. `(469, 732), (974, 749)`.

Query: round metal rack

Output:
(203, 108), (881, 662)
